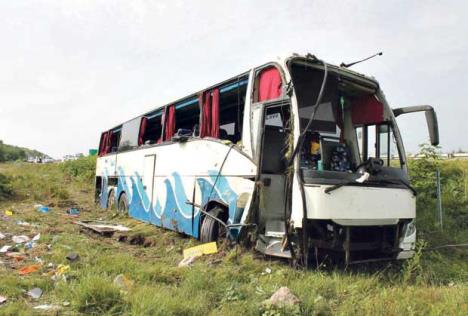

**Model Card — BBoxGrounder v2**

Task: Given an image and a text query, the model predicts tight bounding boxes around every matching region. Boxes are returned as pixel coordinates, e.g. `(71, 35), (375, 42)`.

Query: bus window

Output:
(108, 128), (121, 153)
(174, 98), (200, 138)
(119, 118), (141, 152)
(140, 110), (163, 145)
(219, 76), (248, 143)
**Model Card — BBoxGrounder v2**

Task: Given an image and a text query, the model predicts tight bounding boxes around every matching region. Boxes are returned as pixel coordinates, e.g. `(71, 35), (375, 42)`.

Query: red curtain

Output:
(258, 67), (282, 102)
(99, 132), (108, 156)
(164, 105), (176, 141)
(200, 92), (211, 138)
(351, 95), (384, 125)
(211, 88), (220, 138)
(105, 131), (113, 153)
(200, 88), (220, 138)
(138, 117), (148, 146)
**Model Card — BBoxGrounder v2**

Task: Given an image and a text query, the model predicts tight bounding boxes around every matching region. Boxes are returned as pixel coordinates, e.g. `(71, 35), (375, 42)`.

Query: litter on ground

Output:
(37, 206), (50, 213)
(75, 220), (130, 236)
(4, 210), (13, 216)
(0, 245), (11, 253)
(33, 304), (60, 311)
(178, 255), (197, 268)
(18, 264), (41, 275)
(183, 242), (218, 259)
(0, 232), (5, 240)
(66, 208), (80, 216)
(12, 235), (30, 244)
(26, 288), (43, 299)
(113, 274), (133, 291)
(0, 295), (7, 305)
(66, 252), (79, 262)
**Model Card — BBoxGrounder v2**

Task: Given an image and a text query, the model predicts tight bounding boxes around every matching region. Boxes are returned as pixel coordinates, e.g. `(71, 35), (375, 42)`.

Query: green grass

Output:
(0, 158), (467, 315)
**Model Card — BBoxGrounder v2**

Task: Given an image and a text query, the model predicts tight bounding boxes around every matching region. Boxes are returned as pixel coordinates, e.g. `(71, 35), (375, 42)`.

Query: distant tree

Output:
(418, 143), (442, 159)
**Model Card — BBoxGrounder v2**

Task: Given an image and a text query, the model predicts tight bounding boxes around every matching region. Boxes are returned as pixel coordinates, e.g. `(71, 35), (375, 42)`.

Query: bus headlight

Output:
(404, 220), (416, 237)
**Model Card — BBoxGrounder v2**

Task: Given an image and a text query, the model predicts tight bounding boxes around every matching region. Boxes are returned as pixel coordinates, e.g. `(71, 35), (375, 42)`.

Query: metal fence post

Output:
(436, 168), (443, 230)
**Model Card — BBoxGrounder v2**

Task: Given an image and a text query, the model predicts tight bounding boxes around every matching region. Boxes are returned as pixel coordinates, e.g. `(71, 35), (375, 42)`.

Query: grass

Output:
(0, 158), (467, 315)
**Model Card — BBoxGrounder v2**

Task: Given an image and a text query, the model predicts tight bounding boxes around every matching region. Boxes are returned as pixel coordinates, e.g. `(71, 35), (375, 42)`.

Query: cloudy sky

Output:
(0, 0), (466, 158)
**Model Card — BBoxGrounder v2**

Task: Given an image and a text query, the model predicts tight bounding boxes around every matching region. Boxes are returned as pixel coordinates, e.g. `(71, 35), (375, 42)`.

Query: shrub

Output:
(60, 156), (97, 184)
(0, 172), (12, 200)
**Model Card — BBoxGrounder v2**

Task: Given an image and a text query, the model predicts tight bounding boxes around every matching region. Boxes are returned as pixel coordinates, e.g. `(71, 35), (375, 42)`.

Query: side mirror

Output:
(393, 105), (439, 146)
(172, 128), (192, 142)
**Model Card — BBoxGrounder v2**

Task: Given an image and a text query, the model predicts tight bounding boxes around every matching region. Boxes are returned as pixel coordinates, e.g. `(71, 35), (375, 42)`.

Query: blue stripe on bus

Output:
(108, 169), (240, 239)
(219, 79), (248, 94)
(175, 98), (198, 110)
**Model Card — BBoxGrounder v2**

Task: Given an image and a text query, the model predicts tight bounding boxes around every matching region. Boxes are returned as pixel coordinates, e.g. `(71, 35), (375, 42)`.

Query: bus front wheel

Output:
(200, 206), (226, 243)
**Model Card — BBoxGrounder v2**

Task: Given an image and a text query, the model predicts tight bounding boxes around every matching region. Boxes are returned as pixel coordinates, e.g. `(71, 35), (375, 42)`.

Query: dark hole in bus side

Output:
(143, 111), (163, 145)
(175, 100), (200, 136)
(109, 129), (121, 153)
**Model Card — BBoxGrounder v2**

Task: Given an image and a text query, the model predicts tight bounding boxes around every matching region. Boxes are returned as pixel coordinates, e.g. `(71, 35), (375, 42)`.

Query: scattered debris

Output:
(66, 252), (79, 262)
(12, 235), (30, 244)
(0, 245), (11, 253)
(16, 220), (37, 227)
(4, 210), (13, 216)
(0, 295), (7, 305)
(56, 264), (70, 276)
(66, 208), (80, 216)
(63, 301), (70, 307)
(19, 264), (41, 275)
(113, 274), (133, 291)
(0, 232), (5, 240)
(27, 287), (43, 299)
(37, 206), (50, 213)
(76, 220), (130, 236)
(33, 304), (60, 311)
(265, 287), (300, 307)
(263, 267), (272, 275)
(183, 242), (218, 259)
(6, 252), (26, 261)
(178, 255), (197, 268)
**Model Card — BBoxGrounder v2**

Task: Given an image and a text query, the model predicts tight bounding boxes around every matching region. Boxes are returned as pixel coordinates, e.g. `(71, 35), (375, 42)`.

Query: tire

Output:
(118, 193), (129, 215)
(106, 190), (116, 210)
(200, 206), (226, 243)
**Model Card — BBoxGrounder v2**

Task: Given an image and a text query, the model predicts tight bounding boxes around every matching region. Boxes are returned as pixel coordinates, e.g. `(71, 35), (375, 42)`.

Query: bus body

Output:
(95, 54), (438, 265)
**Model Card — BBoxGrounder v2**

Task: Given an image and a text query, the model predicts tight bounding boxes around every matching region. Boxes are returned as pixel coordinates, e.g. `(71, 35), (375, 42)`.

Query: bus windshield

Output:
(289, 61), (405, 183)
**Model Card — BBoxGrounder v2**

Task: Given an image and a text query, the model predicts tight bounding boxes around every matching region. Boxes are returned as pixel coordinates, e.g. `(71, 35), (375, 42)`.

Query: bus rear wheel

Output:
(200, 206), (226, 243)
(106, 190), (116, 210)
(118, 193), (129, 215)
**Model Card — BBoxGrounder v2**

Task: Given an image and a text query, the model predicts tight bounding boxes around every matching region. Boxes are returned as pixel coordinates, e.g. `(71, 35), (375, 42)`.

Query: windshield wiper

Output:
(378, 179), (417, 196)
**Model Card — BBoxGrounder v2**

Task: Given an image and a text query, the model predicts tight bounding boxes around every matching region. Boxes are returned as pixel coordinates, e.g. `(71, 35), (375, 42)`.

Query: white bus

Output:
(95, 54), (439, 265)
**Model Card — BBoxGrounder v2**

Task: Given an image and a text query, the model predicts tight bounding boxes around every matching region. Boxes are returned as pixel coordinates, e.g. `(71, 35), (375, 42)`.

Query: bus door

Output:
(143, 154), (156, 207)
(255, 101), (292, 258)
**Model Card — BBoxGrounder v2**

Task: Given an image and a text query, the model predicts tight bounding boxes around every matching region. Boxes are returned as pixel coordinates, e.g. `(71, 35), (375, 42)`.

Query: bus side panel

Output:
(107, 140), (256, 239)
(115, 149), (150, 222)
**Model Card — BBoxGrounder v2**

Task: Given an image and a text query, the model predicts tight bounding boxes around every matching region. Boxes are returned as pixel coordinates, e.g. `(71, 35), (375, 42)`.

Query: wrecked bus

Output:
(95, 54), (439, 265)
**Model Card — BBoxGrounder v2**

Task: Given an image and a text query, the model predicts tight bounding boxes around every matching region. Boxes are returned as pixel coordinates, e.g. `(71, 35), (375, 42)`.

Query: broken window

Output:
(119, 118), (141, 151)
(218, 76), (248, 143)
(107, 128), (121, 153)
(140, 110), (163, 145)
(173, 98), (200, 138)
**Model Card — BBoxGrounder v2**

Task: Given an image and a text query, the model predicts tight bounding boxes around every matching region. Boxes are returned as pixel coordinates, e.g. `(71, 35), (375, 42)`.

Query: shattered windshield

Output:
(289, 61), (405, 184)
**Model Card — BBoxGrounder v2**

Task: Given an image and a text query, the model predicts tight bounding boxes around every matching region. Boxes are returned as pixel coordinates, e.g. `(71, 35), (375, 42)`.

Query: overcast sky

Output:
(0, 0), (466, 158)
